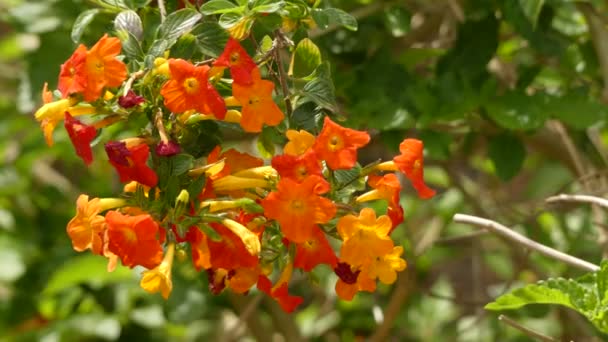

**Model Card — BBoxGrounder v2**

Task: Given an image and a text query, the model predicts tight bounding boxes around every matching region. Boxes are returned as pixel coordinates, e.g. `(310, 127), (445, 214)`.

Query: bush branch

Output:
(452, 214), (600, 272)
(546, 193), (608, 210)
(498, 315), (558, 342)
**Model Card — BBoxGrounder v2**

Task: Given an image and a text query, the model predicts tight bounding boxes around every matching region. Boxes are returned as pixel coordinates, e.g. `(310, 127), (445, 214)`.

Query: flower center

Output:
(328, 135), (343, 151)
(229, 52), (240, 64)
(248, 96), (260, 105)
(183, 77), (200, 94)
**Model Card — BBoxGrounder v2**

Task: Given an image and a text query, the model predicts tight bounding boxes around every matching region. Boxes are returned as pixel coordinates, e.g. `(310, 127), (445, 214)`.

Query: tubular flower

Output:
(228, 267), (260, 294)
(64, 112), (97, 165)
(337, 208), (394, 267)
(105, 142), (158, 187)
(284, 129), (315, 156)
(257, 262), (303, 313)
(118, 90), (145, 108)
(206, 146), (264, 180)
(222, 218), (261, 256)
(105, 211), (163, 269)
(213, 37), (257, 85)
(83, 34), (128, 101)
(357, 173), (404, 231)
(58, 45), (87, 98)
(140, 243), (175, 299)
(34, 99), (96, 146)
(207, 223), (259, 270)
(232, 67), (284, 132)
(261, 175), (336, 243)
(185, 227), (211, 271)
(271, 149), (322, 183)
(66, 195), (126, 253)
(393, 138), (436, 199)
(334, 262), (376, 301)
(313, 116), (371, 170)
(365, 246), (406, 285)
(160, 58), (226, 118)
(293, 226), (338, 271)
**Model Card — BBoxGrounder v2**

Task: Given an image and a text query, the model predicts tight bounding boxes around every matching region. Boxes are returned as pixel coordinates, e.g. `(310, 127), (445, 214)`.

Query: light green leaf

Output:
(192, 21), (230, 57)
(289, 38), (322, 78)
(485, 278), (579, 311)
(302, 62), (338, 112)
(519, 0), (545, 29)
(71, 9), (100, 43)
(251, 0), (285, 14)
(312, 8), (358, 31)
(114, 10), (143, 41)
(200, 0), (242, 15)
(487, 134), (526, 181)
(158, 9), (202, 42)
(543, 90), (607, 130)
(257, 127), (276, 159)
(43, 255), (133, 295)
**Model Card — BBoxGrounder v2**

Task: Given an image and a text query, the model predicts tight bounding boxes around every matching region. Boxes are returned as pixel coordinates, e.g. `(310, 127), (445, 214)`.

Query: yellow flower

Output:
(284, 129), (315, 156)
(337, 208), (394, 267)
(34, 99), (96, 146)
(140, 243), (175, 299)
(222, 218), (260, 256)
(366, 246), (407, 284)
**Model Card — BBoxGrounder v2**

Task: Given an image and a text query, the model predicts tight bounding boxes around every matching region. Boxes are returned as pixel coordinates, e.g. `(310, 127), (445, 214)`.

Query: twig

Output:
(272, 30), (293, 117)
(452, 214), (600, 272)
(122, 70), (145, 97)
(158, 0), (167, 22)
(498, 315), (558, 342)
(546, 193), (608, 210)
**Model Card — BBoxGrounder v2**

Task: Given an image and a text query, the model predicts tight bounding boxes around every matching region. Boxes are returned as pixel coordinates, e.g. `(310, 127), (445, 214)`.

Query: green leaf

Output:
(485, 92), (548, 130)
(519, 0), (545, 29)
(200, 0), (241, 15)
(302, 62), (338, 112)
(192, 21), (230, 57)
(43, 255), (133, 295)
(543, 90), (607, 130)
(257, 127), (277, 159)
(312, 8), (358, 31)
(158, 9), (202, 42)
(290, 38), (322, 78)
(71, 9), (100, 43)
(334, 164), (362, 187)
(485, 278), (580, 311)
(179, 120), (222, 158)
(114, 10), (143, 41)
(170, 154), (194, 176)
(251, 0), (285, 14)
(487, 134), (526, 181)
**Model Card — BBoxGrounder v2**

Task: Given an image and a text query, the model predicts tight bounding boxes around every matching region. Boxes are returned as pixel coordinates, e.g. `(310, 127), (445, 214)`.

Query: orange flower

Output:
(228, 267), (260, 294)
(232, 67), (284, 132)
(58, 45), (87, 98)
(105, 142), (158, 187)
(364, 246), (406, 285)
(313, 116), (370, 170)
(66, 195), (126, 253)
(185, 227), (211, 271)
(293, 226), (338, 271)
(393, 139), (435, 199)
(257, 262), (303, 313)
(284, 129), (315, 156)
(334, 262), (376, 301)
(261, 175), (336, 243)
(140, 243), (175, 299)
(105, 211), (163, 269)
(64, 112), (97, 165)
(337, 208), (393, 267)
(271, 149), (322, 182)
(357, 173), (404, 231)
(83, 34), (127, 101)
(214, 37), (257, 85)
(34, 98), (95, 146)
(207, 223), (259, 270)
(207, 146), (264, 180)
(160, 59), (226, 118)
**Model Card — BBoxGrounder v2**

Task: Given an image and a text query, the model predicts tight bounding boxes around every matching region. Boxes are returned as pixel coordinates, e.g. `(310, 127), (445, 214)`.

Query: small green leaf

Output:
(544, 90), (607, 130)
(312, 8), (358, 31)
(43, 255), (133, 295)
(487, 134), (526, 181)
(71, 9), (100, 43)
(192, 21), (230, 57)
(302, 62), (338, 112)
(115, 10), (143, 40)
(289, 38), (322, 78)
(170, 154), (194, 176)
(251, 0), (285, 14)
(257, 127), (277, 159)
(485, 278), (579, 311)
(199, 224), (222, 241)
(158, 8), (202, 42)
(485, 92), (547, 130)
(200, 0), (241, 15)
(334, 164), (362, 187)
(519, 0), (544, 29)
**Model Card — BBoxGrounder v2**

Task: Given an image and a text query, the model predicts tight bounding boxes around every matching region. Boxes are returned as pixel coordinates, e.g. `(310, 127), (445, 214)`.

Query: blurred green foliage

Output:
(3, 0), (608, 341)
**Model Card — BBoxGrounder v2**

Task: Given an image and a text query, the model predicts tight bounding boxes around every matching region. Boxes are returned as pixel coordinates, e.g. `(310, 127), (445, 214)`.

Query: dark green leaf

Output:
(488, 134), (526, 181)
(158, 9), (202, 42)
(334, 164), (362, 187)
(543, 90), (607, 129)
(200, 0), (241, 15)
(192, 21), (230, 57)
(170, 154), (194, 176)
(71, 9), (100, 43)
(170, 32), (198, 59)
(116, 29), (144, 59)
(179, 120), (223, 158)
(114, 10), (143, 40)
(198, 224), (222, 241)
(257, 127), (276, 159)
(302, 62), (338, 112)
(519, 0), (545, 29)
(485, 92), (548, 130)
(312, 8), (358, 31)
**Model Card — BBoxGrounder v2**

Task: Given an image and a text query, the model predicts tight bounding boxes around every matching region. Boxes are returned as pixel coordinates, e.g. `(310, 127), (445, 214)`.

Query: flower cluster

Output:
(35, 31), (434, 312)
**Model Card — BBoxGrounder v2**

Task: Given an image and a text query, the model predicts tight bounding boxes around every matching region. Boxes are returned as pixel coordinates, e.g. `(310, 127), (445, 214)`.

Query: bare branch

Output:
(498, 315), (558, 342)
(452, 214), (600, 272)
(546, 193), (608, 211)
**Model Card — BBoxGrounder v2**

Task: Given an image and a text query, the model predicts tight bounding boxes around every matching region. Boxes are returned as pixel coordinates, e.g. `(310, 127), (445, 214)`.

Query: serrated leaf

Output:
(192, 21), (230, 57)
(334, 164), (362, 187)
(158, 9), (202, 42)
(200, 0), (241, 15)
(116, 28), (144, 59)
(312, 7), (358, 31)
(519, 0), (544, 29)
(289, 38), (322, 78)
(488, 134), (526, 181)
(485, 278), (580, 311)
(302, 62), (338, 112)
(115, 10), (143, 40)
(71, 9), (100, 43)
(43, 255), (133, 295)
